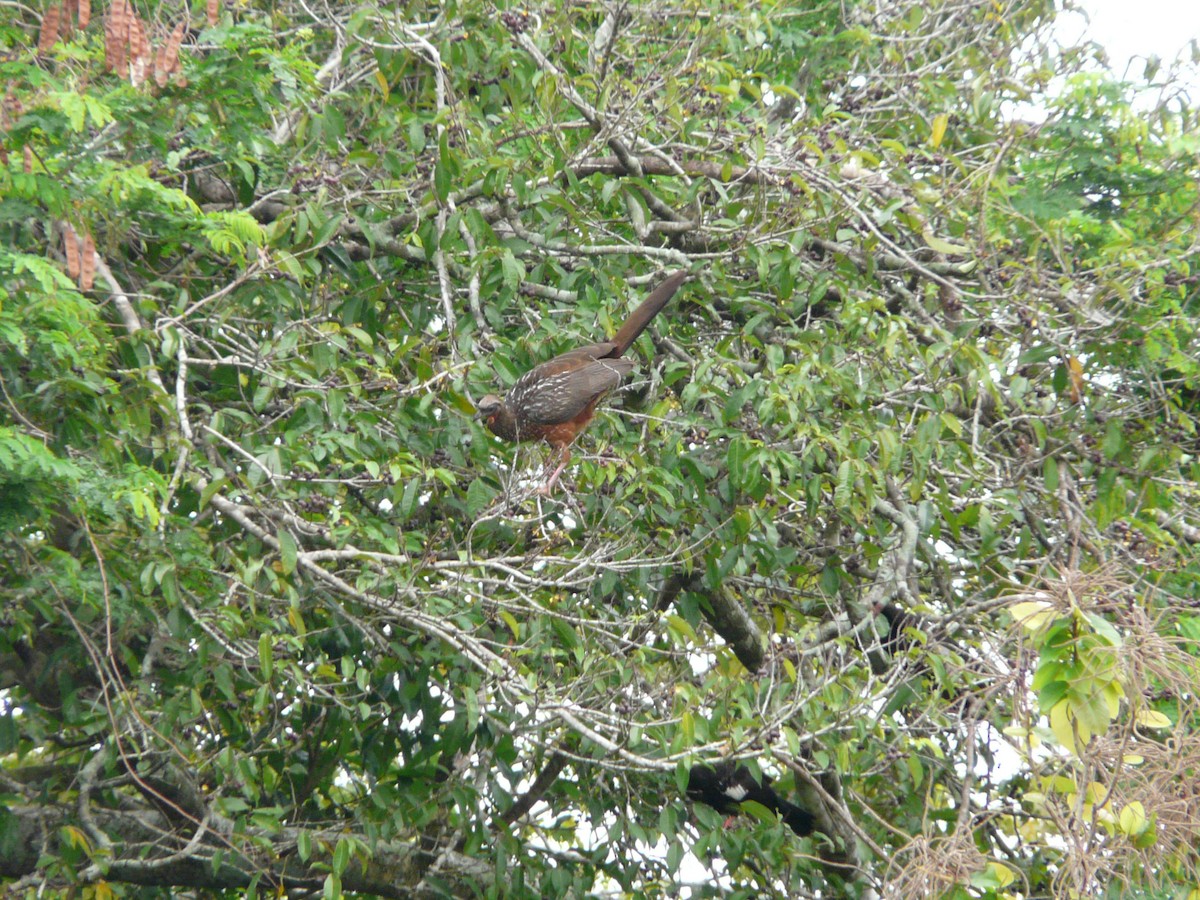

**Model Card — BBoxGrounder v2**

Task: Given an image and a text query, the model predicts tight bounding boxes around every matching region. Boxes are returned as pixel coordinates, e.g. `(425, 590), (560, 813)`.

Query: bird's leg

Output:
(540, 447), (572, 495)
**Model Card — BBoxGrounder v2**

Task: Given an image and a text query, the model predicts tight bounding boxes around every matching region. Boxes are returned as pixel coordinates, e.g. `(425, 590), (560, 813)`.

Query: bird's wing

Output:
(514, 357), (635, 426)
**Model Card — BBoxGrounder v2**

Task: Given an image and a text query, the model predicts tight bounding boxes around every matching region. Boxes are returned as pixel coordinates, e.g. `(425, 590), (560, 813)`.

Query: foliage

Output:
(1, 0), (1199, 897)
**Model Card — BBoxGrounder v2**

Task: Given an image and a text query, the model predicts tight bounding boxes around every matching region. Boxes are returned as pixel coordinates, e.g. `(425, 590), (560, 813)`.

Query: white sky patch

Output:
(1006, 0), (1200, 122)
(1063, 0), (1200, 92)
(535, 799), (734, 898)
(687, 648), (718, 678)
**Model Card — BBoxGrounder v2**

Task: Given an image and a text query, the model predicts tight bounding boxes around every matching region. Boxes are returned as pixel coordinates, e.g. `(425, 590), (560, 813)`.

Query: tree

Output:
(2, 0), (1198, 896)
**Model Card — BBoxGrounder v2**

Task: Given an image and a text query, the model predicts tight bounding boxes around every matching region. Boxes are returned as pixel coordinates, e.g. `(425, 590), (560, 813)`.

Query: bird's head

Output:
(475, 393), (516, 440)
(475, 394), (504, 421)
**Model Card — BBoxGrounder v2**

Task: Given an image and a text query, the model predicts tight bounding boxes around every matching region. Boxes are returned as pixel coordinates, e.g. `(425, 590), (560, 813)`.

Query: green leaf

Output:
(1083, 612), (1122, 647)
(834, 459), (853, 509)
(499, 611), (521, 640)
(297, 830), (312, 862)
(1043, 457), (1059, 492)
(1118, 801), (1147, 836)
(434, 158), (452, 204)
(466, 478), (496, 518)
(331, 838), (350, 876)
(278, 529), (298, 575)
(258, 632), (273, 681)
(1102, 418), (1125, 458)
(1010, 600), (1055, 633)
(923, 234), (969, 256)
(407, 119), (427, 154)
(1134, 709), (1172, 730)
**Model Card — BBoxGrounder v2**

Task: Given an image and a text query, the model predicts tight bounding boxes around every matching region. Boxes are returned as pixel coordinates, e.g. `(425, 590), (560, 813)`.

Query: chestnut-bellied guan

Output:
(476, 271), (687, 491)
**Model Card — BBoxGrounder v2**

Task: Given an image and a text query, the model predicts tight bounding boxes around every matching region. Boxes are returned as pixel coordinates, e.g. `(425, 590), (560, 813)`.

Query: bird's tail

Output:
(610, 271), (688, 357)
(778, 799), (817, 837)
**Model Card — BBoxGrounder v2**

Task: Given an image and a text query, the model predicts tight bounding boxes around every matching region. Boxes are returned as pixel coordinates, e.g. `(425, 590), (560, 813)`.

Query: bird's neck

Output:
(486, 404), (521, 442)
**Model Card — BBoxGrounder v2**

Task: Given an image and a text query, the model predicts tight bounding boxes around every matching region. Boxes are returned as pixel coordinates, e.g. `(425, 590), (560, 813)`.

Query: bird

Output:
(476, 271), (687, 492)
(871, 602), (982, 714)
(867, 601), (930, 680)
(874, 602), (926, 655)
(686, 762), (816, 837)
